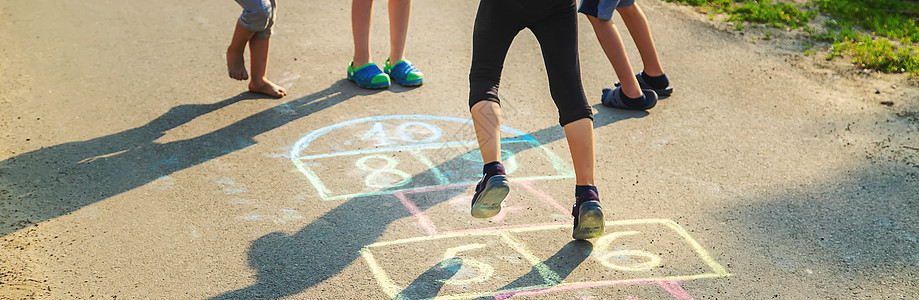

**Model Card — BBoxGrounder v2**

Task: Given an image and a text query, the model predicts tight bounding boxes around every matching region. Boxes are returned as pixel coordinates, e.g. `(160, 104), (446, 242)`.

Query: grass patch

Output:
(812, 0), (919, 43)
(828, 36), (919, 73)
(815, 0), (919, 74)
(664, 0), (919, 76)
(665, 0), (815, 27)
(726, 0), (816, 28)
(667, 0), (737, 11)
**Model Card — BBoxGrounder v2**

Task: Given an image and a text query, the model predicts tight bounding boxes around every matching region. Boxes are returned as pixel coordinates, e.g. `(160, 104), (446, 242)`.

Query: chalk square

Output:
(514, 219), (728, 283)
(496, 281), (693, 300)
(361, 220), (727, 300)
(361, 234), (551, 299)
(295, 151), (445, 200)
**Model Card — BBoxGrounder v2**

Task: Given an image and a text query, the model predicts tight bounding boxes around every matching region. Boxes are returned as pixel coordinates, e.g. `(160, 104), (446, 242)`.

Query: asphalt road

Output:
(1, 0), (918, 299)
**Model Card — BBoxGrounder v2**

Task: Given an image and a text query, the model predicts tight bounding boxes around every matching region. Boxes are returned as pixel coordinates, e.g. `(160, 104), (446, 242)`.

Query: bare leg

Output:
(586, 15), (642, 98)
(563, 118), (595, 186)
(352, 0), (374, 66)
(618, 5), (664, 76)
(388, 0), (411, 63)
(247, 37), (287, 98)
(228, 20), (254, 80)
(471, 101), (502, 164)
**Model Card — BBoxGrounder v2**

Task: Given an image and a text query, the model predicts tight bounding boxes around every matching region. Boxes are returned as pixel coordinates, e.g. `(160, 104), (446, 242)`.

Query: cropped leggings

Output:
(469, 0), (592, 126)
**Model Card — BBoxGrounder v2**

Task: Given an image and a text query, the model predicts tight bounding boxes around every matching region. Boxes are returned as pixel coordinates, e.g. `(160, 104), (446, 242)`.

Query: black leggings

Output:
(469, 0), (592, 126)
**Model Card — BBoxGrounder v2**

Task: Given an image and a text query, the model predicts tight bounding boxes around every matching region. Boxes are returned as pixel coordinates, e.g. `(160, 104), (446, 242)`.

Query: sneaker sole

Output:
(347, 77), (390, 89)
(395, 80), (423, 87)
(470, 175), (509, 218)
(573, 202), (605, 240)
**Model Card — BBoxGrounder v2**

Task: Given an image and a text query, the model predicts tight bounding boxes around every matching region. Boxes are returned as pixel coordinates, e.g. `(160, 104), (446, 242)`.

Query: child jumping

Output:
(347, 0), (424, 89)
(227, 0), (288, 98)
(467, 0), (604, 240)
(579, 0), (673, 110)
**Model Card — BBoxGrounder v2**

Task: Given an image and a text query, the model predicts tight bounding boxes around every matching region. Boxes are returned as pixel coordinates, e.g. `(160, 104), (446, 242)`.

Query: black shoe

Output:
(601, 86), (658, 110)
(470, 175), (509, 218)
(615, 72), (673, 98)
(572, 200), (604, 240)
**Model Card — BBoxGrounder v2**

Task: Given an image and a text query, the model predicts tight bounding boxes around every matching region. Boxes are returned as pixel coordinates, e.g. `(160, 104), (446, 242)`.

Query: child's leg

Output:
(531, 1), (603, 239)
(468, 0), (520, 164)
(585, 15), (642, 98)
(471, 101), (502, 164)
(247, 37), (287, 97)
(529, 6), (595, 184)
(617, 4), (664, 76)
(467, 0), (522, 219)
(352, 0), (374, 66)
(563, 118), (595, 186)
(387, 0), (411, 63)
(228, 21), (255, 81)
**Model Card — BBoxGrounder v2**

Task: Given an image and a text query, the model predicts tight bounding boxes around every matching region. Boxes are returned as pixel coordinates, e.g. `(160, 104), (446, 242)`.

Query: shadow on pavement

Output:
(211, 105), (644, 299)
(489, 240), (593, 295)
(0, 80), (376, 237)
(393, 258), (463, 300)
(397, 240), (591, 300)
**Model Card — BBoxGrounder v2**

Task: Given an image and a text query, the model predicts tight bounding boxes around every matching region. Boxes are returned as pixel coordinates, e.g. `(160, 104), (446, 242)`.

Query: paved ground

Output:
(1, 0), (918, 299)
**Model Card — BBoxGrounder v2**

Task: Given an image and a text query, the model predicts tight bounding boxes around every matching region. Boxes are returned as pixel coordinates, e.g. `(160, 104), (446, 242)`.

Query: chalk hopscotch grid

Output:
(362, 183), (729, 299)
(290, 115), (575, 201)
(360, 219), (730, 300)
(290, 115), (730, 299)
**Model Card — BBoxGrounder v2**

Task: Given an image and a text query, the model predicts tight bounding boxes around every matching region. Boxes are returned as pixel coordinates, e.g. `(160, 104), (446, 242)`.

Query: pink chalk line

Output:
(493, 279), (693, 300)
(393, 191), (439, 236)
(657, 280), (695, 300)
(513, 181), (572, 215)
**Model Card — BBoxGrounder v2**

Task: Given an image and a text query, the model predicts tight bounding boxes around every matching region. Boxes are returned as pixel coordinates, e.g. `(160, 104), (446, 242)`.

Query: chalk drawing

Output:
(290, 115), (729, 299)
(355, 180), (728, 299)
(361, 219), (728, 299)
(290, 115), (573, 201)
(594, 232), (662, 272)
(439, 244), (495, 285)
(356, 155), (412, 189)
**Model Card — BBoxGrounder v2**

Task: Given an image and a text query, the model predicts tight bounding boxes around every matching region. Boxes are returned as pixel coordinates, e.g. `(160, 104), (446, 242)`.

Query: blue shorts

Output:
(236, 0), (277, 39)
(578, 0), (635, 20)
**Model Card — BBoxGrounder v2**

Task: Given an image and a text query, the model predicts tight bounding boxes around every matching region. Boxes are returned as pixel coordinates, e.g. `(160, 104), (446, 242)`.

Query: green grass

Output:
(664, 0), (919, 76)
(667, 0), (737, 11)
(828, 36), (919, 73)
(726, 0), (816, 28)
(812, 0), (919, 43)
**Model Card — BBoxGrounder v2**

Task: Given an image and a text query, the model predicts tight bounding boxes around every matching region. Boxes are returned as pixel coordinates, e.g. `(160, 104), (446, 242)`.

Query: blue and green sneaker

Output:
(348, 62), (390, 89)
(384, 58), (424, 87)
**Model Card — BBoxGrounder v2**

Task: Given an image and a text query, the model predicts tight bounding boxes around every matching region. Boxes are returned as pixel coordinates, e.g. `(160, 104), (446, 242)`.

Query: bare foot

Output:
(227, 47), (249, 80)
(249, 78), (287, 98)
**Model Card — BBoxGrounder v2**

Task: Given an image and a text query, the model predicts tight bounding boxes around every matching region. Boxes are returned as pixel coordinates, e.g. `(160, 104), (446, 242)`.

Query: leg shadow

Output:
(392, 258), (464, 300)
(0, 80), (376, 237)
(488, 240), (593, 298)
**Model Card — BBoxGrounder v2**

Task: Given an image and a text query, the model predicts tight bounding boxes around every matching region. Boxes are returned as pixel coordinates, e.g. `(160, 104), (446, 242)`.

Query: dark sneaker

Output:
(601, 86), (658, 110)
(470, 175), (509, 218)
(615, 73), (673, 97)
(572, 200), (604, 240)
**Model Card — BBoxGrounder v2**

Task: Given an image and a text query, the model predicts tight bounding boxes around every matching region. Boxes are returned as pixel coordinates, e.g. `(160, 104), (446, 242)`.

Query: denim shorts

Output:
(578, 0), (635, 20)
(236, 0), (277, 39)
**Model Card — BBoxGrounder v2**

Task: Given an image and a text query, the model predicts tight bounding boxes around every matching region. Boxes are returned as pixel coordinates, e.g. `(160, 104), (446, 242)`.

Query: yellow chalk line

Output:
(360, 219), (732, 299)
